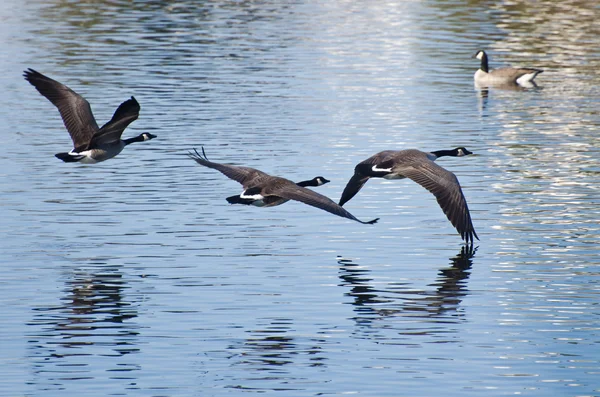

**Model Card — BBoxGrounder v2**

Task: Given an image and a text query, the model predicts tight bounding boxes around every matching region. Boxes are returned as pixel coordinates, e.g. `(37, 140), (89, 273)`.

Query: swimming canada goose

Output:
(473, 50), (543, 87)
(24, 68), (156, 163)
(188, 147), (378, 225)
(338, 147), (478, 243)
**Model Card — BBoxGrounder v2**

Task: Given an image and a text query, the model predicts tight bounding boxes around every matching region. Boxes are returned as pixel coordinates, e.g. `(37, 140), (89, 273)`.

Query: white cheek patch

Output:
(372, 165), (392, 173)
(457, 149), (464, 156)
(476, 52), (483, 60)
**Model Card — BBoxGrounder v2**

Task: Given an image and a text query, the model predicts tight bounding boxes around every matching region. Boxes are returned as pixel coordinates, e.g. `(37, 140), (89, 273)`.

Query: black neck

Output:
(430, 149), (457, 158)
(297, 179), (316, 187)
(123, 134), (144, 146)
(479, 53), (489, 73)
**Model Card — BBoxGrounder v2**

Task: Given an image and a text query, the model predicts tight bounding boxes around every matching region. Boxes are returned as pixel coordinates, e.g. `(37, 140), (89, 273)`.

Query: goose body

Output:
(188, 147), (378, 225)
(227, 175), (330, 207)
(24, 68), (156, 163)
(339, 147), (478, 243)
(473, 50), (542, 87)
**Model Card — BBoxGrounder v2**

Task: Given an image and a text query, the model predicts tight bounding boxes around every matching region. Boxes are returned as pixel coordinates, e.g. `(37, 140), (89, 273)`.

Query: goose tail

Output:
(226, 195), (255, 206)
(55, 152), (84, 162)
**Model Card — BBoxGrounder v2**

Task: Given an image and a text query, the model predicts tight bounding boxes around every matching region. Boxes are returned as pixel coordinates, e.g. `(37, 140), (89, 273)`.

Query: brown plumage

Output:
(473, 50), (542, 87)
(339, 147), (477, 243)
(24, 68), (155, 163)
(187, 147), (378, 225)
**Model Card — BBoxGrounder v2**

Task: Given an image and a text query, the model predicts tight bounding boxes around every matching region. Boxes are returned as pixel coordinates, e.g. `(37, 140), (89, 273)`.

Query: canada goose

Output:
(338, 147), (478, 243)
(24, 68), (156, 163)
(188, 147), (378, 225)
(226, 175), (330, 205)
(473, 50), (542, 87)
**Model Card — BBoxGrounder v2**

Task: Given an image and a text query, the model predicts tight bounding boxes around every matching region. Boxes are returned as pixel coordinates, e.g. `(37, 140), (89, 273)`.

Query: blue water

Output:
(1, 1), (599, 396)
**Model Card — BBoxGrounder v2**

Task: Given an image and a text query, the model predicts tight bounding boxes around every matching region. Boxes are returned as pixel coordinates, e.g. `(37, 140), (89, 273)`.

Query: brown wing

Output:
(491, 67), (542, 80)
(90, 97), (140, 147)
(187, 148), (269, 187)
(269, 181), (378, 225)
(339, 173), (371, 206)
(399, 161), (478, 244)
(338, 151), (400, 206)
(24, 68), (99, 147)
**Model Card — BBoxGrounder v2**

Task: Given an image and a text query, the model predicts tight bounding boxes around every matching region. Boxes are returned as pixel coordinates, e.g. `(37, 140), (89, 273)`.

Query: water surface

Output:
(1, 0), (599, 396)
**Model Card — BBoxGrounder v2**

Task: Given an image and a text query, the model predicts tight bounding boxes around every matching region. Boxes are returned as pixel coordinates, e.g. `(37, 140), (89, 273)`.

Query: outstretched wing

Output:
(90, 96), (140, 146)
(338, 151), (397, 206)
(272, 182), (378, 225)
(339, 172), (371, 206)
(24, 68), (99, 147)
(400, 161), (478, 244)
(187, 147), (269, 187)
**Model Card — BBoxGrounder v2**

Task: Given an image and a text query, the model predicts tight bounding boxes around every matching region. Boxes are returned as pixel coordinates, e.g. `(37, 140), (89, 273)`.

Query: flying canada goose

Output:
(187, 147), (378, 225)
(226, 175), (331, 205)
(473, 50), (543, 87)
(24, 68), (156, 163)
(338, 147), (478, 243)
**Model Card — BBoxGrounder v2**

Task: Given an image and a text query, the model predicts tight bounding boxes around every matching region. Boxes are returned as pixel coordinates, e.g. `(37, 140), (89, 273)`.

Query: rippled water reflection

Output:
(27, 265), (143, 386)
(338, 246), (475, 333)
(1, 0), (599, 396)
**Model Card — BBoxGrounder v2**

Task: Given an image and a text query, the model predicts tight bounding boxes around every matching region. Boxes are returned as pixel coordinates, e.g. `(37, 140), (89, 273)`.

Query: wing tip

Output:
(187, 146), (209, 163)
(364, 217), (379, 225)
(23, 68), (40, 82)
(461, 228), (479, 245)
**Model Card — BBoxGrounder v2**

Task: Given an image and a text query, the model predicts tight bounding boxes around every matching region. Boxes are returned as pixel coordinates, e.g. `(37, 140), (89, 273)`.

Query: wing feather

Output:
(399, 161), (478, 243)
(338, 151), (398, 206)
(24, 69), (99, 147)
(339, 173), (370, 206)
(90, 97), (140, 146)
(490, 67), (542, 80)
(187, 148), (268, 187)
(271, 181), (378, 225)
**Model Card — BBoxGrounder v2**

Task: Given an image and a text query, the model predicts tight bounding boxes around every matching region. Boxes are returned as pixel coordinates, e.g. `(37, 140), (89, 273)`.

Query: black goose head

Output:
(472, 50), (489, 73)
(454, 147), (473, 157)
(141, 132), (157, 141)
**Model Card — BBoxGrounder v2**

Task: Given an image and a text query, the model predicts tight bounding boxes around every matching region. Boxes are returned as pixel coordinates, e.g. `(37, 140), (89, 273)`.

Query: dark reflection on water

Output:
(26, 263), (143, 389)
(223, 317), (327, 392)
(338, 246), (476, 335)
(475, 83), (543, 115)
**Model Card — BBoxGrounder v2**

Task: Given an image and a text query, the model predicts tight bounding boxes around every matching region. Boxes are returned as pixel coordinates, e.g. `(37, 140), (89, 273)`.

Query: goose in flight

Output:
(188, 147), (378, 225)
(339, 147), (477, 243)
(24, 68), (156, 163)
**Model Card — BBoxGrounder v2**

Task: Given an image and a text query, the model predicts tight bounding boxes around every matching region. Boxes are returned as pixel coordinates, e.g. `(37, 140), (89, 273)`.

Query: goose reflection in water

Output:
(226, 317), (327, 374)
(26, 264), (142, 387)
(337, 246), (476, 333)
(476, 83), (542, 114)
